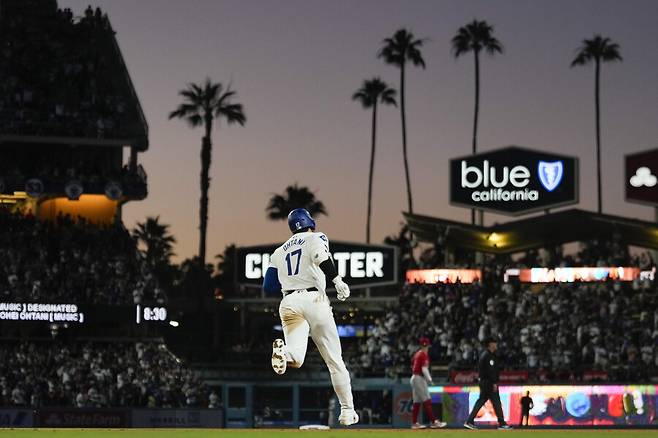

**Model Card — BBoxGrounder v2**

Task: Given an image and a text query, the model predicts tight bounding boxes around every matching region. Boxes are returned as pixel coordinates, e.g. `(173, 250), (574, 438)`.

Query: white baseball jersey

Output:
(269, 231), (331, 294)
(271, 230), (355, 414)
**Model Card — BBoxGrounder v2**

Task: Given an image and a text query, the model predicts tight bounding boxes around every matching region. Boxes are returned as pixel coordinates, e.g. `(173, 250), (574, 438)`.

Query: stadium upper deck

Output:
(0, 0), (148, 223)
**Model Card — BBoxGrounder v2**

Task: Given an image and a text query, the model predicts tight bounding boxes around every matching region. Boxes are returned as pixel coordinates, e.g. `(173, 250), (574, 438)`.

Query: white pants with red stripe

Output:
(279, 290), (354, 410)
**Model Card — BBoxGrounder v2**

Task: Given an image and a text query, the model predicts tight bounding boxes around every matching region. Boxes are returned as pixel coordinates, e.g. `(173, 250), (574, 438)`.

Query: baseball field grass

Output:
(1, 429), (658, 438)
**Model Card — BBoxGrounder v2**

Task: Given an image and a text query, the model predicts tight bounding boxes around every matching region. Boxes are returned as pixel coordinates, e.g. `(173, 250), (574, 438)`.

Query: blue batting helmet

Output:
(288, 208), (316, 232)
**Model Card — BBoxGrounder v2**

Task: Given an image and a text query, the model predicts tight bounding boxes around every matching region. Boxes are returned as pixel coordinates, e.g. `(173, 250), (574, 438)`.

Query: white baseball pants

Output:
(279, 290), (354, 411)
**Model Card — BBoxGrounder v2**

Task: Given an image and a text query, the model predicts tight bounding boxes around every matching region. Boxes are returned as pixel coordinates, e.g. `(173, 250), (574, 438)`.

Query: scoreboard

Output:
(0, 302), (171, 325)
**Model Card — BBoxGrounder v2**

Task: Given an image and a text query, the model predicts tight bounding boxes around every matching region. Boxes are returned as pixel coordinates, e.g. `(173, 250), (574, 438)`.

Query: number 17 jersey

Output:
(269, 231), (331, 295)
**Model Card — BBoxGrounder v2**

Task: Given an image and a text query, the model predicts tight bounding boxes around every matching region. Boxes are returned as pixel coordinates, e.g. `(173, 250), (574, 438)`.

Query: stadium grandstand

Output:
(1, 0), (657, 432)
(0, 0), (218, 419)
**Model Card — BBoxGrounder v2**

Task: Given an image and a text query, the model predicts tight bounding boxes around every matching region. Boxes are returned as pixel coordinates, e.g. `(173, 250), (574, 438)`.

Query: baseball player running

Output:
(263, 208), (358, 426)
(410, 337), (447, 429)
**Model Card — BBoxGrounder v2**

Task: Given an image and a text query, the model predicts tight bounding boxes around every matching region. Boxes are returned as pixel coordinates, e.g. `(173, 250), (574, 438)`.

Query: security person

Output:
(520, 391), (534, 427)
(464, 337), (512, 430)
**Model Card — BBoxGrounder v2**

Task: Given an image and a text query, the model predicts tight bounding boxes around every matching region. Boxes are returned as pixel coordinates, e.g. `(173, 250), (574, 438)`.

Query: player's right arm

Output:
(263, 266), (281, 295)
(262, 250), (282, 295)
(478, 352), (490, 384)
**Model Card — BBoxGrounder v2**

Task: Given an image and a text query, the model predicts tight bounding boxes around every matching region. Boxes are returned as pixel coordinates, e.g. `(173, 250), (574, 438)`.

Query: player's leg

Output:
(308, 298), (357, 426)
(420, 382), (446, 428)
(491, 391), (511, 429)
(409, 375), (425, 429)
(412, 375), (445, 428)
(272, 299), (310, 374)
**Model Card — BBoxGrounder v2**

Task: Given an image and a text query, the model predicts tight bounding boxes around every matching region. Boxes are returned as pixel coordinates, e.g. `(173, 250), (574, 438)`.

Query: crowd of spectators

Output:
(0, 210), (164, 305)
(0, 341), (219, 408)
(349, 246), (658, 382)
(0, 4), (134, 138)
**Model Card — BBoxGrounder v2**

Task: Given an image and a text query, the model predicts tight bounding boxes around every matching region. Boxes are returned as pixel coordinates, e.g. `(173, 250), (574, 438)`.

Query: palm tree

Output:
(378, 29), (426, 214)
(169, 79), (246, 265)
(132, 216), (176, 266)
(266, 184), (327, 221)
(571, 35), (622, 214)
(451, 19), (503, 225)
(352, 78), (397, 243)
(214, 243), (236, 291)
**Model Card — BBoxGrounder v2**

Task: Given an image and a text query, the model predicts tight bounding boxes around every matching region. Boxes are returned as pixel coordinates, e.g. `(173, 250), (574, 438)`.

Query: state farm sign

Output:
(626, 148), (658, 206)
(235, 241), (397, 289)
(450, 146), (578, 215)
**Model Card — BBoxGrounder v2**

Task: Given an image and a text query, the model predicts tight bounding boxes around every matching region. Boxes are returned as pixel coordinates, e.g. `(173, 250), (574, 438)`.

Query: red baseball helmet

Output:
(419, 337), (431, 346)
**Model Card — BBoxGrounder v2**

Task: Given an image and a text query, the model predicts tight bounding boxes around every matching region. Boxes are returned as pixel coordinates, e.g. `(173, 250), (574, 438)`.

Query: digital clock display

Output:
(135, 305), (168, 324)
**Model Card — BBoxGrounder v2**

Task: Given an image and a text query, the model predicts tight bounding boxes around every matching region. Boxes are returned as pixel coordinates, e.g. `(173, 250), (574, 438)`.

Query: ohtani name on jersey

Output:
(245, 251), (385, 280)
(282, 237), (305, 252)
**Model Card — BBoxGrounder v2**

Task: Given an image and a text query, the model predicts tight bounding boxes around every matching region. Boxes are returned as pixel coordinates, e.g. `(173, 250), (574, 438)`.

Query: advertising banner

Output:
(236, 241), (397, 289)
(626, 148), (658, 206)
(0, 409), (34, 427)
(131, 409), (223, 428)
(450, 371), (529, 384)
(450, 146), (578, 215)
(392, 386), (414, 427)
(37, 409), (129, 427)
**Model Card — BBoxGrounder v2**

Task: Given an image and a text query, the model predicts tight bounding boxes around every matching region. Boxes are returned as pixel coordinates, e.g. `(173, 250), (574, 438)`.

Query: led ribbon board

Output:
(425, 384), (658, 427)
(504, 267), (642, 283)
(406, 269), (482, 284)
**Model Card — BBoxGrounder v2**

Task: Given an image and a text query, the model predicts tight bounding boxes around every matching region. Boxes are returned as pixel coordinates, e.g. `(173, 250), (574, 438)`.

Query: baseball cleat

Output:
(430, 420), (447, 428)
(498, 424), (513, 430)
(411, 422), (427, 429)
(464, 422), (478, 430)
(271, 339), (287, 375)
(338, 408), (359, 426)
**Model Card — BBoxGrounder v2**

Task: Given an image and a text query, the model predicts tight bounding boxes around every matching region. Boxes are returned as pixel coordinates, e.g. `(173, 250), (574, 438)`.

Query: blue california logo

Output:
(538, 161), (563, 192)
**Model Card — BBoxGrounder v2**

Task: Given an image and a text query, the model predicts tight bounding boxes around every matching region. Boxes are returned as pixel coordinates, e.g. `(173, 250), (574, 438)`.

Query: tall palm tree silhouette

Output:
(452, 19), (503, 225)
(571, 35), (622, 214)
(352, 77), (397, 243)
(169, 79), (246, 266)
(378, 29), (426, 214)
(133, 216), (176, 266)
(266, 184), (327, 221)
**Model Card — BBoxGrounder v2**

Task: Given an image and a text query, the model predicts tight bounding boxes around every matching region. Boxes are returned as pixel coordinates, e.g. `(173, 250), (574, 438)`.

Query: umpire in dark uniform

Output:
(464, 337), (512, 430)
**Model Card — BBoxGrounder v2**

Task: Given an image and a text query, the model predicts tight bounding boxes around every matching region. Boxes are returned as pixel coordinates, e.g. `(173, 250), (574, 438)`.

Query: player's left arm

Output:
(311, 233), (350, 301)
(421, 365), (433, 384)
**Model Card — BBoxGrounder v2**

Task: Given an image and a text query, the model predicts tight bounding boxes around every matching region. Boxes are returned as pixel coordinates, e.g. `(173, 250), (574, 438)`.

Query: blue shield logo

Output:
(538, 161), (563, 192)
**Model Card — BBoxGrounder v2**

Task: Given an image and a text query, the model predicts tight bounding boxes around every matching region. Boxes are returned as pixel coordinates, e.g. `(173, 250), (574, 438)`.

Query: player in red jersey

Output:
(410, 337), (447, 429)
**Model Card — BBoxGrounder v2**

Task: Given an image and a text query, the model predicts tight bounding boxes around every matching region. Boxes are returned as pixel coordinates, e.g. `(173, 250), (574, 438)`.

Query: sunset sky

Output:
(61, 0), (658, 262)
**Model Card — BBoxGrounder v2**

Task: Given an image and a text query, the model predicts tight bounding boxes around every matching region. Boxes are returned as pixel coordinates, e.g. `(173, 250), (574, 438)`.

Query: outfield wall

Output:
(2, 383), (657, 428)
(219, 381), (658, 428)
(0, 408), (222, 428)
